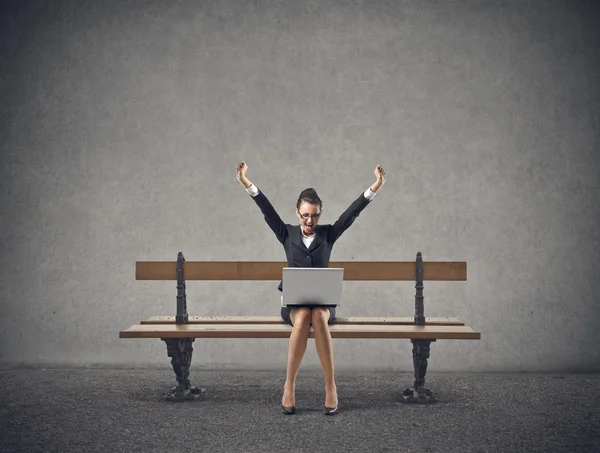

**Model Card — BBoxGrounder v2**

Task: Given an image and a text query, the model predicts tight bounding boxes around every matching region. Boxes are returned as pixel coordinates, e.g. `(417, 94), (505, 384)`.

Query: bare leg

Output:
(282, 308), (311, 407)
(312, 308), (338, 408)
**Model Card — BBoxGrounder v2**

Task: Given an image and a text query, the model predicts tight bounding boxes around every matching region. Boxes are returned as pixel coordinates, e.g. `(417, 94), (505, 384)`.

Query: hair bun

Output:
(297, 188), (322, 209)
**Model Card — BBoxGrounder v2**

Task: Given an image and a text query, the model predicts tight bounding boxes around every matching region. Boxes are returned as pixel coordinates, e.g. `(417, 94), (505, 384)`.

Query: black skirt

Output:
(280, 304), (337, 327)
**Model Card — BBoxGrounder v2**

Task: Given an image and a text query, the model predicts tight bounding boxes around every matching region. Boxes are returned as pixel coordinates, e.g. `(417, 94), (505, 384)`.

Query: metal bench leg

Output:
(402, 339), (437, 404)
(161, 338), (206, 402)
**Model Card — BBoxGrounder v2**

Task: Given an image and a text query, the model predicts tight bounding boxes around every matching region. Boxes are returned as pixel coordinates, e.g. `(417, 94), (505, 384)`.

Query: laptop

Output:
(281, 267), (344, 307)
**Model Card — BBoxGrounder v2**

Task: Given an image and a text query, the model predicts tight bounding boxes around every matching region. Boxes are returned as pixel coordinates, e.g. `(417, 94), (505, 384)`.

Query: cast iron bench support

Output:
(401, 339), (436, 403)
(161, 337), (204, 401)
(401, 252), (436, 403)
(161, 252), (204, 401)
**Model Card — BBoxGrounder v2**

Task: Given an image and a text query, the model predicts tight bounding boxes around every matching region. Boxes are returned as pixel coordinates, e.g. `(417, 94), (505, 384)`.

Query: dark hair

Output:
(296, 188), (322, 210)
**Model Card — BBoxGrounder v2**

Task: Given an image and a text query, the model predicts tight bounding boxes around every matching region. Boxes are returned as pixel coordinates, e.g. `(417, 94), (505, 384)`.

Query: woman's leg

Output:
(311, 308), (338, 408)
(282, 307), (312, 407)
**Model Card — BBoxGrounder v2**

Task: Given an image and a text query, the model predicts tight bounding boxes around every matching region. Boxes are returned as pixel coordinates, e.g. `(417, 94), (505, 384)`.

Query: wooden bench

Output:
(120, 252), (480, 403)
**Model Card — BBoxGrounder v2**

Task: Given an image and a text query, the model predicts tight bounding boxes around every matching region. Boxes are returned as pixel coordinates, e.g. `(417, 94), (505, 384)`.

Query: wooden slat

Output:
(141, 316), (465, 326)
(119, 324), (481, 340)
(136, 261), (467, 281)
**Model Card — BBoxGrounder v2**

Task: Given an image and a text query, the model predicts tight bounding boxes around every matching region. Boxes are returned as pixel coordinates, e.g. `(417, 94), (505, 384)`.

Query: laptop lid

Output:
(282, 267), (344, 307)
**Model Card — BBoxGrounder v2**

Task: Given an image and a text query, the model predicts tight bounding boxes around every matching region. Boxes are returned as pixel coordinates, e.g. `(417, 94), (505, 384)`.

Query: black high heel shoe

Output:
(281, 405), (296, 415)
(323, 406), (338, 415)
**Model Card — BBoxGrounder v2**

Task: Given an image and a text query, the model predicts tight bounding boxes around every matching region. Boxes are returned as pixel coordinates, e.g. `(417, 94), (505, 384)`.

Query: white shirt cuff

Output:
(364, 187), (377, 201)
(246, 184), (259, 197)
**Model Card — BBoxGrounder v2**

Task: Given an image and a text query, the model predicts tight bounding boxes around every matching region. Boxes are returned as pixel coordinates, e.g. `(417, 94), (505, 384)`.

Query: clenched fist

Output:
(374, 165), (386, 185)
(369, 165), (386, 193)
(236, 161), (253, 189)
(236, 161), (248, 181)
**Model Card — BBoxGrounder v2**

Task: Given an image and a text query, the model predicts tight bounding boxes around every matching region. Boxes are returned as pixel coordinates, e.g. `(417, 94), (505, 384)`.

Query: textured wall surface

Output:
(1, 0), (599, 371)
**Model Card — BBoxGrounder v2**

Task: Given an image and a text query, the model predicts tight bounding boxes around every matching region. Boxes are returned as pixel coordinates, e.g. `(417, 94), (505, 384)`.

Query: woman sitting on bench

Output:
(236, 161), (386, 415)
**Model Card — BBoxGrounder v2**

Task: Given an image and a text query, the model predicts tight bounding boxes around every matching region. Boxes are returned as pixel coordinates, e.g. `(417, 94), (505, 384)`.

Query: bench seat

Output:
(120, 323), (481, 339)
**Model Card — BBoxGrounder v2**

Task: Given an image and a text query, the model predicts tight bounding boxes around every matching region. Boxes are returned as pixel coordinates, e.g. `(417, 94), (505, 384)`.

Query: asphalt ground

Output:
(1, 367), (599, 452)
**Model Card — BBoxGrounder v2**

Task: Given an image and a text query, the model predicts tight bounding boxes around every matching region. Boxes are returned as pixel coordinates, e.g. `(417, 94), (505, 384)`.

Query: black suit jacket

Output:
(250, 187), (373, 292)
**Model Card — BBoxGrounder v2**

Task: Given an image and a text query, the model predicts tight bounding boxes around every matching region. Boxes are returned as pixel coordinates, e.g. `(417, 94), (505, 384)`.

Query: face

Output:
(296, 202), (322, 235)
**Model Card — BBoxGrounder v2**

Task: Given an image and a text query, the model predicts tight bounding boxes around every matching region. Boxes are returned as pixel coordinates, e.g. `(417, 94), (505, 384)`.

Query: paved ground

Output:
(1, 366), (599, 452)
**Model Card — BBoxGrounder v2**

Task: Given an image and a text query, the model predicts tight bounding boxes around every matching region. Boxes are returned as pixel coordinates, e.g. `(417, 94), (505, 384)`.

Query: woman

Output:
(236, 161), (386, 415)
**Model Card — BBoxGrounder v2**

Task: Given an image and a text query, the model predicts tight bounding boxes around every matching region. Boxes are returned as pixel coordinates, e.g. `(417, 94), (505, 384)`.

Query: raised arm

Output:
(329, 165), (386, 243)
(236, 161), (288, 244)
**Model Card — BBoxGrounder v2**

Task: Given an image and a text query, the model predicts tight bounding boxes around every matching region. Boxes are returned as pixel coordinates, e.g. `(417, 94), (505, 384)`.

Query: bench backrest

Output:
(136, 261), (466, 281)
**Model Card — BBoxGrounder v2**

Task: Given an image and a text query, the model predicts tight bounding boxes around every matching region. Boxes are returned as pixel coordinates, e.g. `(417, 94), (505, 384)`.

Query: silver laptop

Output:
(281, 267), (344, 307)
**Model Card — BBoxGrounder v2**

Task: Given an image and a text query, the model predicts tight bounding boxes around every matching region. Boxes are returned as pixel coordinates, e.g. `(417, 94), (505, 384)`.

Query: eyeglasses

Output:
(299, 212), (321, 220)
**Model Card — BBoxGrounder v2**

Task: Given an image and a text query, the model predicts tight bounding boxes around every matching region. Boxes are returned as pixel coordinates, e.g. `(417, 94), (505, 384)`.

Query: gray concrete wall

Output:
(1, 0), (599, 372)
